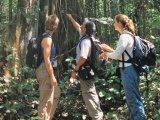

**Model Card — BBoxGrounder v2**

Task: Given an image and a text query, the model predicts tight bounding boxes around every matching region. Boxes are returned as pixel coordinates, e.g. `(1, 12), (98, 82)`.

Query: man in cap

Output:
(66, 14), (104, 120)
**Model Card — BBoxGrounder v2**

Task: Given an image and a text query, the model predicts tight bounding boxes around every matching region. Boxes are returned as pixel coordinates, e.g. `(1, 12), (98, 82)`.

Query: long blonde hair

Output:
(115, 14), (135, 33)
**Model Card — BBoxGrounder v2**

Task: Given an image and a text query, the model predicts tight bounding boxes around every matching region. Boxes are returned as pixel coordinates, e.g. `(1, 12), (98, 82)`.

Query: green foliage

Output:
(150, 15), (160, 29)
(0, 0), (160, 119)
(0, 0), (18, 24)
(0, 43), (160, 119)
(0, 52), (38, 120)
(0, 65), (39, 120)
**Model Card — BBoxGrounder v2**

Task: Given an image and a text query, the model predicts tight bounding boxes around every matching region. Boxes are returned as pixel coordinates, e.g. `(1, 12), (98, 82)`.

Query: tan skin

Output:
(41, 17), (59, 88)
(41, 36), (57, 87)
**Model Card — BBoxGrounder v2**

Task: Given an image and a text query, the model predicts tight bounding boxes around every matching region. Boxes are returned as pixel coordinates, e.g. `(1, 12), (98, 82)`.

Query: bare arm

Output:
(41, 38), (57, 87)
(98, 43), (114, 60)
(66, 14), (81, 32)
(71, 56), (86, 79)
(75, 57), (86, 71)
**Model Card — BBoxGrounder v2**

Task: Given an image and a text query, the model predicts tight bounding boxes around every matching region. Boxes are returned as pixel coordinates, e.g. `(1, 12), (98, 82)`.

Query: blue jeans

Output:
(120, 65), (146, 120)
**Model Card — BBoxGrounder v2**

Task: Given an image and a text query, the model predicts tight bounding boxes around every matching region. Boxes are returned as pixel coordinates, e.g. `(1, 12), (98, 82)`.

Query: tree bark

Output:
(9, 0), (13, 22)
(0, 0), (2, 23)
(158, 88), (160, 105)
(4, 0), (34, 78)
(141, 0), (147, 38)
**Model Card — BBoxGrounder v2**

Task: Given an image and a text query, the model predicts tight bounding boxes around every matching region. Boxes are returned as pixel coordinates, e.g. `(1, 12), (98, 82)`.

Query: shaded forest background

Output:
(0, 0), (160, 120)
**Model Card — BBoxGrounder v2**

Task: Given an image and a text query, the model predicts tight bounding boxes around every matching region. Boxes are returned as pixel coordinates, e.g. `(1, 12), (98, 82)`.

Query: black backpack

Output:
(26, 33), (51, 68)
(122, 32), (156, 73)
(78, 36), (105, 80)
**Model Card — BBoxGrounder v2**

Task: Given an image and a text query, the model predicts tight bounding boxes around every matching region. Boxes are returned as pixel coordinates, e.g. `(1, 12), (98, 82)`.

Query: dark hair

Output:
(115, 14), (135, 33)
(45, 15), (59, 32)
(85, 21), (96, 36)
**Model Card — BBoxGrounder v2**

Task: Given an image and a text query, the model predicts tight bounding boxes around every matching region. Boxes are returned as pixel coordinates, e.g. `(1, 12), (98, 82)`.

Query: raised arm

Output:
(66, 14), (81, 32)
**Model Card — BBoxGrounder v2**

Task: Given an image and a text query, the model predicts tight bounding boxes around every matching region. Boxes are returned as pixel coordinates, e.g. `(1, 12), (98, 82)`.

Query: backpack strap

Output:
(124, 50), (132, 61)
(122, 53), (124, 70)
(79, 35), (98, 59)
(118, 50), (132, 63)
(89, 37), (95, 59)
(119, 31), (136, 65)
(78, 35), (89, 50)
(78, 35), (97, 71)
(42, 32), (52, 43)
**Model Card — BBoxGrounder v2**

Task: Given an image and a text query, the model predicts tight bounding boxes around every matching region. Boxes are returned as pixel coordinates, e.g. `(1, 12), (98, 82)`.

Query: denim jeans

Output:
(120, 65), (146, 120)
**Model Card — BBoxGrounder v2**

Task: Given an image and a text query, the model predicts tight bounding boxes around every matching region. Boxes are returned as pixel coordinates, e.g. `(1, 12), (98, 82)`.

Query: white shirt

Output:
(107, 30), (134, 67)
(76, 38), (91, 62)
(76, 29), (91, 63)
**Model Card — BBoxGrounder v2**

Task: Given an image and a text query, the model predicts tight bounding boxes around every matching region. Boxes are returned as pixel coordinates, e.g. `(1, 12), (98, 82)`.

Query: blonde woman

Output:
(100, 14), (146, 120)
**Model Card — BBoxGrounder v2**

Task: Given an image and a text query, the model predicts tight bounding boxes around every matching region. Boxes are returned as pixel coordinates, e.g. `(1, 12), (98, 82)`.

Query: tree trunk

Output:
(158, 88), (160, 105)
(141, 0), (147, 38)
(49, 0), (57, 15)
(0, 0), (2, 23)
(9, 0), (13, 22)
(38, 0), (50, 35)
(4, 0), (34, 78)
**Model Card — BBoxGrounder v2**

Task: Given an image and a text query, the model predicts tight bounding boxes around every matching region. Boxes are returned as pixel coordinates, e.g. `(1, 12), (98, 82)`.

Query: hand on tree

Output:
(66, 14), (73, 20)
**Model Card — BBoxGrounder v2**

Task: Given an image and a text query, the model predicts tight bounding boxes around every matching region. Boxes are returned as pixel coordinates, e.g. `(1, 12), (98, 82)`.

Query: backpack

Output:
(78, 36), (105, 80)
(26, 33), (51, 68)
(119, 32), (156, 97)
(123, 32), (156, 73)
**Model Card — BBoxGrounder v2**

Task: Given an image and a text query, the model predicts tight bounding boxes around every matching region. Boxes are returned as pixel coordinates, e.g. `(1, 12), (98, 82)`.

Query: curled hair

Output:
(115, 14), (135, 33)
(45, 15), (59, 32)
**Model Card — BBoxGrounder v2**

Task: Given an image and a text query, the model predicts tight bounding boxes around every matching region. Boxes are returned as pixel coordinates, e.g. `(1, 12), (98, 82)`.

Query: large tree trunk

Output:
(38, 0), (50, 35)
(4, 0), (36, 78)
(9, 0), (13, 22)
(135, 0), (148, 37)
(54, 0), (83, 52)
(141, 0), (147, 38)
(0, 0), (2, 23)
(12, 0), (28, 76)
(49, 0), (58, 15)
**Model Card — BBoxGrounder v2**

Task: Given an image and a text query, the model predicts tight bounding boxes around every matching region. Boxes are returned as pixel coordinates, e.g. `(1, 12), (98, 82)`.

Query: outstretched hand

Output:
(69, 70), (77, 84)
(70, 70), (77, 79)
(99, 52), (108, 60)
